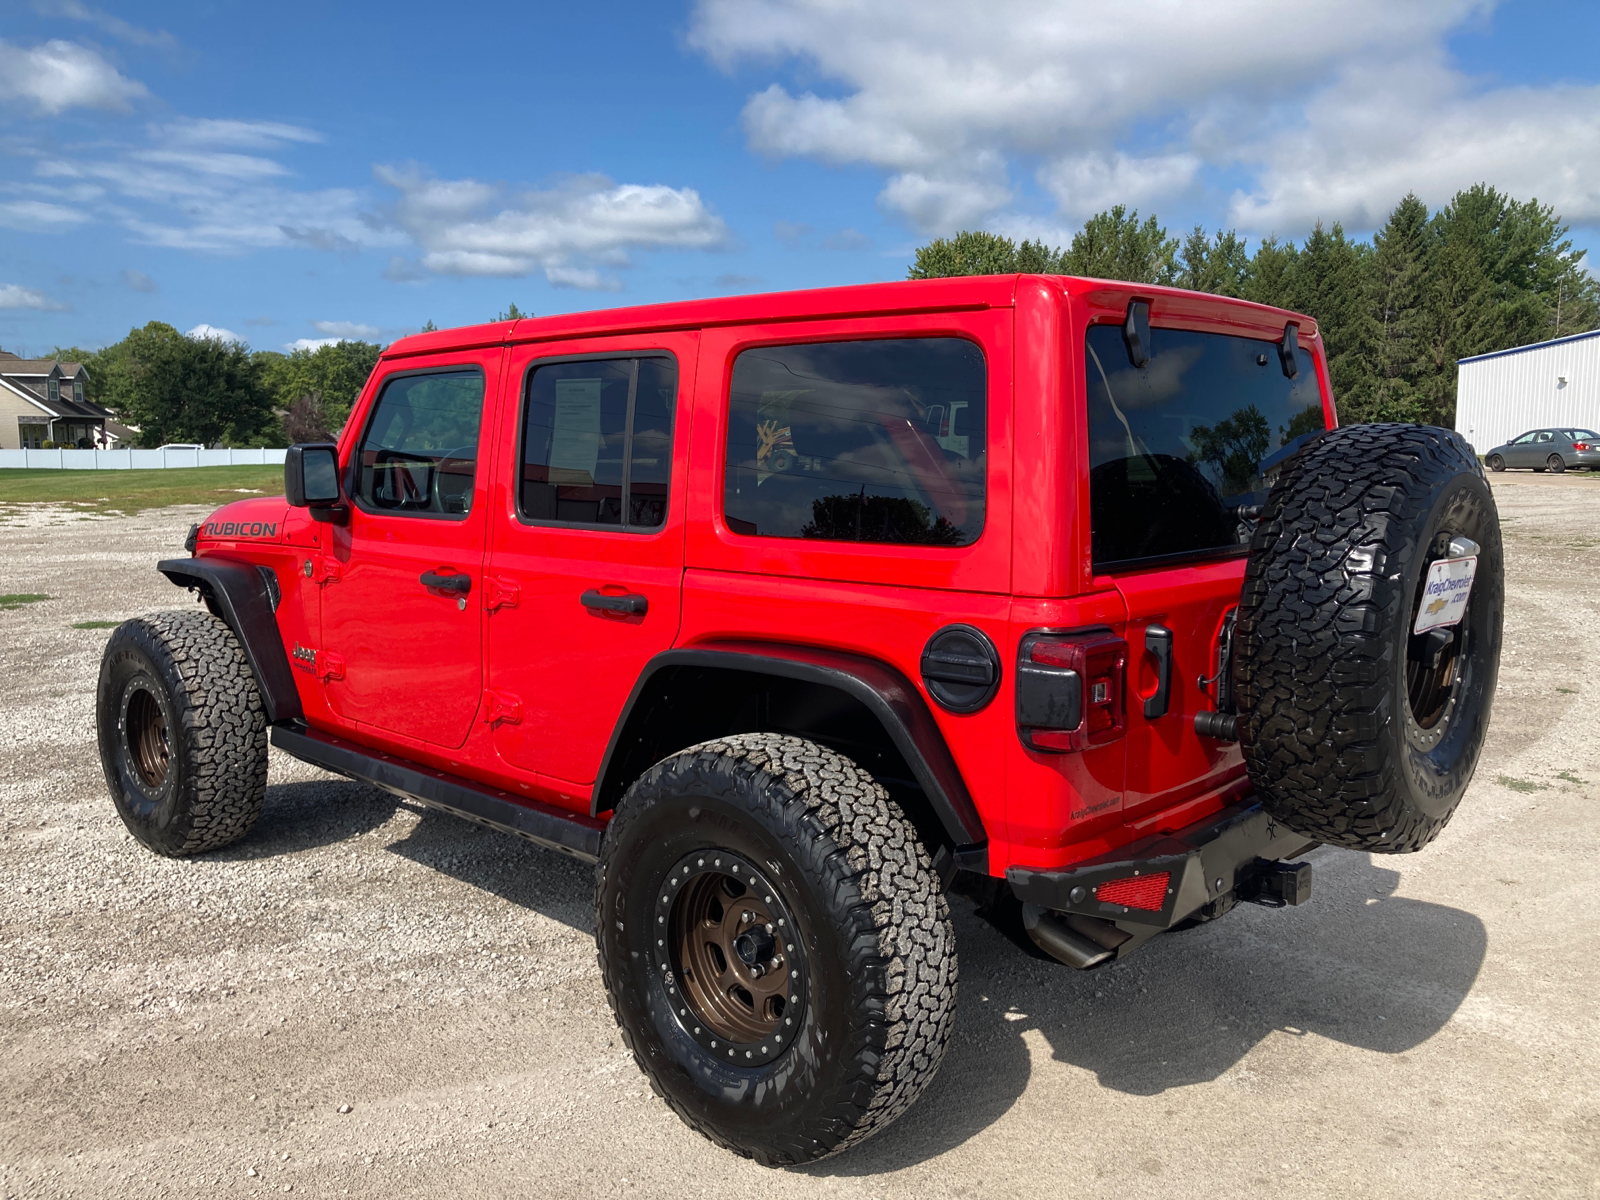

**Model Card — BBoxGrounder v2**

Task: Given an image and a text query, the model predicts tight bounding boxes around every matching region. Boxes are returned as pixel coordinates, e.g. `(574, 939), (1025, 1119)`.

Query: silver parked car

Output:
(1484, 427), (1600, 473)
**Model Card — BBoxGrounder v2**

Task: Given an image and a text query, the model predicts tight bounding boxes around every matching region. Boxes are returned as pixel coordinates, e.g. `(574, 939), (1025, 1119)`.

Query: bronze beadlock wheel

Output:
(124, 685), (171, 788)
(660, 849), (807, 1067)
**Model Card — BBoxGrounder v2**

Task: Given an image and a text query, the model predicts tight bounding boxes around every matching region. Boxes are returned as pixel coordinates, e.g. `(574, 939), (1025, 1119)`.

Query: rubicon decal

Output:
(203, 520), (278, 539)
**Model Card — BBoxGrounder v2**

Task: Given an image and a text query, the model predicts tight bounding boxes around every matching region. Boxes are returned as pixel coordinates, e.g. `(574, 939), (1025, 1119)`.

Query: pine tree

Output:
(1366, 194), (1434, 423)
(1291, 222), (1378, 419)
(1061, 206), (1178, 285)
(1241, 237), (1299, 309)
(1177, 227), (1249, 296)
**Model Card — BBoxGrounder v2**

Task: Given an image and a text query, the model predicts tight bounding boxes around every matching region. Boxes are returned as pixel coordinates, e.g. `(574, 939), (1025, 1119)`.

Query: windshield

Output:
(1086, 323), (1325, 570)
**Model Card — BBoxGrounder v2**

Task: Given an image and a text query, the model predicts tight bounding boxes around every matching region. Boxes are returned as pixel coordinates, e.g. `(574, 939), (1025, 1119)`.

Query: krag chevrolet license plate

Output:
(1414, 555), (1478, 634)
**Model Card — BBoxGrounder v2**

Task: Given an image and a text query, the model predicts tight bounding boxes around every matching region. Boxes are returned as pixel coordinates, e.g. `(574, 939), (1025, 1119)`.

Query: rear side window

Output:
(355, 369), (484, 517)
(723, 338), (986, 545)
(519, 355), (677, 530)
(1086, 324), (1324, 570)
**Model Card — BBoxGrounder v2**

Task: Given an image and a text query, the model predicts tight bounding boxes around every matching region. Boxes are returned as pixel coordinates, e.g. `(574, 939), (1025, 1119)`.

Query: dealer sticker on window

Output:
(1414, 555), (1478, 634)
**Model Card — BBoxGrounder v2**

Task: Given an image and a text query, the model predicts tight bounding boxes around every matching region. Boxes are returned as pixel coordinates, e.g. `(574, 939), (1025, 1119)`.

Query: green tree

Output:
(1241, 236), (1299, 309)
(1290, 222), (1377, 420)
(495, 302), (530, 321)
(1365, 193), (1434, 423)
(907, 230), (1067, 278)
(1060, 206), (1178, 284)
(258, 340), (382, 439)
(111, 322), (274, 447)
(1176, 227), (1249, 296)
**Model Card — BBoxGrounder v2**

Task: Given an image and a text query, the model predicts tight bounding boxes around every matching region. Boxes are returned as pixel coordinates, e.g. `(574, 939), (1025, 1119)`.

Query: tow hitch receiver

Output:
(1238, 860), (1313, 908)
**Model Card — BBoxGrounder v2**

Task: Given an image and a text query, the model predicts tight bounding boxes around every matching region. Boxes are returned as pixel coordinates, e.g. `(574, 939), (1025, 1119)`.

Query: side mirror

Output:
(285, 443), (345, 521)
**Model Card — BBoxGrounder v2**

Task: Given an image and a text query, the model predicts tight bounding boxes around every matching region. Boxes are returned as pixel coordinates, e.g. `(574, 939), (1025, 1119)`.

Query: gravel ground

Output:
(1, 473), (1597, 1200)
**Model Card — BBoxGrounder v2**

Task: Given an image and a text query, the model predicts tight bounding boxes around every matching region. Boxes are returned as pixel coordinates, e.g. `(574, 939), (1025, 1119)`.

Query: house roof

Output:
(0, 350), (90, 379)
(0, 350), (105, 419)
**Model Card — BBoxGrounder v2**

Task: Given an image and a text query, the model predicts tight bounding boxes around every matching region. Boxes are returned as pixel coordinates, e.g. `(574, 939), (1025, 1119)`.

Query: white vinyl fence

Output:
(0, 447), (288, 469)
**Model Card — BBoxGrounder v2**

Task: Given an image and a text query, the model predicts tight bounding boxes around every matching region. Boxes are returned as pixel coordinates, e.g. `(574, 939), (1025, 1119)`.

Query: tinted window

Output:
(1570, 430), (1598, 440)
(520, 356), (677, 529)
(1086, 324), (1324, 570)
(355, 369), (483, 517)
(724, 338), (986, 545)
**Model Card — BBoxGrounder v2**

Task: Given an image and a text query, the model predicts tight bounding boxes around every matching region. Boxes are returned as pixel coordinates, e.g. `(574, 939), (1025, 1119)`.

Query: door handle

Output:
(581, 589), (647, 616)
(1144, 624), (1173, 719)
(420, 571), (471, 594)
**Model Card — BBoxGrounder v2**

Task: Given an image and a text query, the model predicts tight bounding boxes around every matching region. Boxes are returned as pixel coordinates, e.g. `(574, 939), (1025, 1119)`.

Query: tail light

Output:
(1016, 629), (1129, 752)
(1575, 442), (1591, 451)
(1094, 872), (1170, 911)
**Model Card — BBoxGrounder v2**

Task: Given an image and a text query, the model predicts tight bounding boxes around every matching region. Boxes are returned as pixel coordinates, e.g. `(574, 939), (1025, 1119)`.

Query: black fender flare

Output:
(156, 556), (303, 724)
(593, 640), (988, 856)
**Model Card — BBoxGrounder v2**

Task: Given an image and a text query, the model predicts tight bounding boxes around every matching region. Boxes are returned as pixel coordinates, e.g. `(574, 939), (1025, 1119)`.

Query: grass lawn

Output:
(0, 466), (285, 515)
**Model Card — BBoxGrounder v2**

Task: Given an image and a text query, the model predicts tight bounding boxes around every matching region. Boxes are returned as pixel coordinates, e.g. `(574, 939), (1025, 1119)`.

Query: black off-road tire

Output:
(1235, 424), (1503, 853)
(97, 610), (268, 856)
(595, 733), (956, 1166)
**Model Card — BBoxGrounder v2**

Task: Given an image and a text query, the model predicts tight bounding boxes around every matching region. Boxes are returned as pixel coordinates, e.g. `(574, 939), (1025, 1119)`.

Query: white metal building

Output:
(1455, 328), (1600, 453)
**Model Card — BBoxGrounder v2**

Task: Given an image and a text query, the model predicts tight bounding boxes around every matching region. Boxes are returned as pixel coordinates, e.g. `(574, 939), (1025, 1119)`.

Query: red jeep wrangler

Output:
(97, 275), (1502, 1165)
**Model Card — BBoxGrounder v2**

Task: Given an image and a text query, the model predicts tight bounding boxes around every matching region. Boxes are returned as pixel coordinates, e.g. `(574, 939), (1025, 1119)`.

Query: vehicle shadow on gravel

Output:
(810, 849), (1487, 1175)
(215, 779), (403, 859)
(382, 804), (596, 933)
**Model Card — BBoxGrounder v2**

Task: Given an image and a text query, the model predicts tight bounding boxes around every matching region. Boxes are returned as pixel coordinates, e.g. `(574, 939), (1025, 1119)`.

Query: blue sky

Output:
(2, 0), (1598, 355)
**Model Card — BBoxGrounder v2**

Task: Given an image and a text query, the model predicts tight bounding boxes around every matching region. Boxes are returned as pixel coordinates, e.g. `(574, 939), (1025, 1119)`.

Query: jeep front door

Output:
(319, 353), (500, 748)
(483, 336), (695, 803)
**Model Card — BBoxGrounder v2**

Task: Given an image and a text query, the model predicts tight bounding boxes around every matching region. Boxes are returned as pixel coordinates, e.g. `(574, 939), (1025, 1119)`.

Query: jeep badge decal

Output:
(202, 521), (278, 539)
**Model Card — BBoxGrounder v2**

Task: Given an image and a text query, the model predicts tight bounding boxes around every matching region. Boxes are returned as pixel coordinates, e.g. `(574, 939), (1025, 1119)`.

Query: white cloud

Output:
(0, 198), (91, 230)
(284, 337), (345, 352)
(376, 166), (731, 289)
(0, 37), (147, 114)
(188, 323), (242, 343)
(1229, 59), (1600, 231)
(312, 320), (380, 338)
(148, 119), (320, 149)
(34, 1), (178, 51)
(821, 227), (872, 251)
(32, 122), (395, 253)
(121, 268), (156, 293)
(688, 0), (1600, 238)
(0, 283), (67, 311)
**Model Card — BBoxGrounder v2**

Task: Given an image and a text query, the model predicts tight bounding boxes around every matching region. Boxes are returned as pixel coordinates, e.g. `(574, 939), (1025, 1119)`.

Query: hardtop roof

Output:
(380, 274), (1317, 360)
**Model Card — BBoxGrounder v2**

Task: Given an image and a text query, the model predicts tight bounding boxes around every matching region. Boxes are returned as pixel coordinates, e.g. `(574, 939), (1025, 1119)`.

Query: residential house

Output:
(0, 350), (116, 449)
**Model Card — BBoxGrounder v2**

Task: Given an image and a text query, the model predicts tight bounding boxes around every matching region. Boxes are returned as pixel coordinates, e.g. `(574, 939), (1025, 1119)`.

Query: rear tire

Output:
(1486, 454), (1504, 472)
(1235, 424), (1503, 852)
(97, 611), (267, 856)
(1548, 454), (1566, 473)
(595, 733), (955, 1165)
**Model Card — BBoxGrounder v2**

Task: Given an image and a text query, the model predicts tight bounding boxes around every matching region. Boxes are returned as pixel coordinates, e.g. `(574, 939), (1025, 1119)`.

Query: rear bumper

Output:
(1007, 800), (1316, 931)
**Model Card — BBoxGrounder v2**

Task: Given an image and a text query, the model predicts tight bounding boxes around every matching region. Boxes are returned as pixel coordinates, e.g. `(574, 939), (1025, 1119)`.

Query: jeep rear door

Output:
(482, 334), (696, 803)
(1080, 307), (1333, 832)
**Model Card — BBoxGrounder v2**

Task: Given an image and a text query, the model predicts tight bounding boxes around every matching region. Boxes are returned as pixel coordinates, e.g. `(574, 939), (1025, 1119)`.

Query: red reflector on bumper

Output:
(1094, 872), (1170, 911)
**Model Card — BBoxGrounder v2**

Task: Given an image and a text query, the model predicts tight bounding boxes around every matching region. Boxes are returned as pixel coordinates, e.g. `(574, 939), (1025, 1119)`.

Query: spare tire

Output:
(1234, 423), (1503, 852)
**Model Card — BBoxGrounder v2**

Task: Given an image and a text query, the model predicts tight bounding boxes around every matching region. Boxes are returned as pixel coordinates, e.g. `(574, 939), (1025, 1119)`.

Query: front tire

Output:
(596, 733), (955, 1165)
(97, 611), (268, 856)
(1486, 454), (1504, 472)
